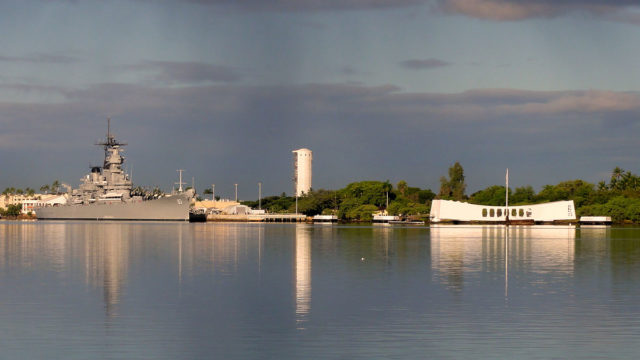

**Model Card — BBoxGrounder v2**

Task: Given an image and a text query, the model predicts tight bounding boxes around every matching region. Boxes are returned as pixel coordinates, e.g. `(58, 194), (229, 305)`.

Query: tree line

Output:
(439, 163), (640, 224)
(242, 181), (435, 221)
(241, 162), (640, 223)
(2, 181), (62, 197)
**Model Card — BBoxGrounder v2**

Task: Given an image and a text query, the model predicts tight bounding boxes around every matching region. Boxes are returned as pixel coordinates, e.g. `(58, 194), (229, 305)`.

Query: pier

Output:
(206, 214), (307, 222)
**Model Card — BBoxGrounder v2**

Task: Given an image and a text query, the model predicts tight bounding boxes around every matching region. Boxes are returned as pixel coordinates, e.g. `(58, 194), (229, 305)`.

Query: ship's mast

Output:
(105, 117), (111, 165)
(176, 169), (185, 192)
(505, 168), (509, 224)
(96, 118), (127, 169)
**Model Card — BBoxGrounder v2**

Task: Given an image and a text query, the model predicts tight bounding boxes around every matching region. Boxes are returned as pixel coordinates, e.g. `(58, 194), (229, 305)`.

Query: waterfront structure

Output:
(312, 214), (338, 223)
(293, 148), (312, 197)
(429, 199), (576, 223)
(37, 120), (193, 221)
(0, 193), (66, 214)
(21, 195), (67, 214)
(372, 214), (400, 223)
(580, 216), (612, 225)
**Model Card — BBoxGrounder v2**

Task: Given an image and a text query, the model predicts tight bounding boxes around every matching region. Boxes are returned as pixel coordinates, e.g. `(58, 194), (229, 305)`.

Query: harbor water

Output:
(1, 222), (640, 359)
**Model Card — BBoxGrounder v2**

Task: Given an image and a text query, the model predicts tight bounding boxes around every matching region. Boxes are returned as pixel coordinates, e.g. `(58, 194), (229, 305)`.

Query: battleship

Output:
(37, 121), (193, 221)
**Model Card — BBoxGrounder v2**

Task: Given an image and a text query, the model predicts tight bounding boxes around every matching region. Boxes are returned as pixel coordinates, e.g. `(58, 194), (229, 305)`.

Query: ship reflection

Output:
(83, 223), (129, 318)
(430, 225), (576, 295)
(294, 224), (312, 330)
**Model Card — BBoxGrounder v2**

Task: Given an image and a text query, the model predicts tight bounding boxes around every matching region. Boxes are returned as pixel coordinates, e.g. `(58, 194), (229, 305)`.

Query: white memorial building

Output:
(429, 199), (576, 224)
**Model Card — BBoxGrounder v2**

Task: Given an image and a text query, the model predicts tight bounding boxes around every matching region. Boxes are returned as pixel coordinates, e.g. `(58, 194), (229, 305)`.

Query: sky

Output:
(3, 0), (640, 199)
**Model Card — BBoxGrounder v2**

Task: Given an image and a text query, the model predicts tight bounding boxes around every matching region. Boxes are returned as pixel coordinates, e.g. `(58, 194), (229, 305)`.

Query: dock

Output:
(206, 213), (307, 222)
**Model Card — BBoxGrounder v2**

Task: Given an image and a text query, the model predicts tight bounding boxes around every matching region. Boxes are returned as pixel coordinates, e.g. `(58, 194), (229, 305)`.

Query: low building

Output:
(222, 204), (252, 215)
(193, 199), (239, 210)
(23, 195), (67, 214)
(1, 193), (67, 215)
(429, 199), (576, 223)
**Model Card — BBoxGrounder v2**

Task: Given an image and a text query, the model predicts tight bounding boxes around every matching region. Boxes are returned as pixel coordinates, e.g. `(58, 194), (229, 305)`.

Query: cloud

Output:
(123, 61), (241, 85)
(180, 0), (426, 12)
(400, 58), (451, 70)
(341, 66), (357, 75)
(3, 82), (640, 194)
(435, 0), (633, 21)
(0, 53), (78, 64)
(0, 83), (69, 95)
(134, 0), (640, 23)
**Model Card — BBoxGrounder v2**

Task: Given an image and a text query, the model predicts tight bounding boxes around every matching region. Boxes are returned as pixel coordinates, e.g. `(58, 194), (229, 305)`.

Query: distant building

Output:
(222, 204), (252, 215)
(293, 148), (312, 197)
(0, 193), (66, 214)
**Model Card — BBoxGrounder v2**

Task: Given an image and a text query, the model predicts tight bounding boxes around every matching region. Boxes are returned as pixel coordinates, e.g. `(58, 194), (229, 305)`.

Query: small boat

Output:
(189, 207), (207, 222)
(312, 214), (338, 223)
(372, 215), (400, 224)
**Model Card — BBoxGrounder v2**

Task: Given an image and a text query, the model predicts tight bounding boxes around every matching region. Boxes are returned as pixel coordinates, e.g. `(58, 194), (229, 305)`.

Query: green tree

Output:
(417, 189), (436, 204)
(295, 189), (338, 216)
(382, 180), (392, 208)
(396, 180), (408, 197)
(438, 162), (466, 200)
(52, 180), (60, 194)
(610, 167), (624, 190)
(510, 186), (535, 204)
(5, 204), (22, 217)
(469, 185), (509, 206)
(387, 199), (430, 216)
(344, 204), (378, 221)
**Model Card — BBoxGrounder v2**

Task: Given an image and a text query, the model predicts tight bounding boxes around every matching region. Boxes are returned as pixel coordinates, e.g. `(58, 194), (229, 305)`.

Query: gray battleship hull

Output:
(36, 194), (190, 221)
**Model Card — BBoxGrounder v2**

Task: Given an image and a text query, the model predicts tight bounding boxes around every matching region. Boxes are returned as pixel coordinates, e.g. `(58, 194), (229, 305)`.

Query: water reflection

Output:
(83, 223), (129, 317)
(4, 223), (640, 358)
(295, 224), (312, 329)
(430, 225), (577, 295)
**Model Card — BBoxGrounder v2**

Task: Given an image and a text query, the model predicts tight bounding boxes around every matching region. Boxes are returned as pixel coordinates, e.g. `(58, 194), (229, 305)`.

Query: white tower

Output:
(293, 148), (312, 196)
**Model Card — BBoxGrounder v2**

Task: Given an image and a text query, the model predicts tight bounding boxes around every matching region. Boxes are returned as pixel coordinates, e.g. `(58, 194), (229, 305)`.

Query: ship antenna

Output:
(176, 169), (185, 192)
(107, 117), (110, 143)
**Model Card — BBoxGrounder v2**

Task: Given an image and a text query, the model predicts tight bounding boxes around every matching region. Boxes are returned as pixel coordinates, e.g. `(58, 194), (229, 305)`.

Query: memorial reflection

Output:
(573, 226), (640, 291)
(430, 225), (576, 293)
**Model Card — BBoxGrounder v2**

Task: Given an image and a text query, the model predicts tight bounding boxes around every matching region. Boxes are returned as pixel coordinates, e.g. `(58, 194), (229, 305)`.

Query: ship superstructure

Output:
(70, 121), (134, 205)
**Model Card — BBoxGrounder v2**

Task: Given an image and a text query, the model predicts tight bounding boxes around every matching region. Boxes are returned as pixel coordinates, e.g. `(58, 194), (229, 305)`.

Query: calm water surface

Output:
(1, 222), (640, 359)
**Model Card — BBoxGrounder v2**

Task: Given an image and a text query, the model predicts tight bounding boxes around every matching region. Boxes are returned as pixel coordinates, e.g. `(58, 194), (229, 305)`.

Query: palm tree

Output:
(598, 181), (608, 191)
(382, 180), (393, 210)
(40, 184), (50, 194)
(611, 167), (624, 190)
(52, 180), (60, 194)
(396, 180), (408, 197)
